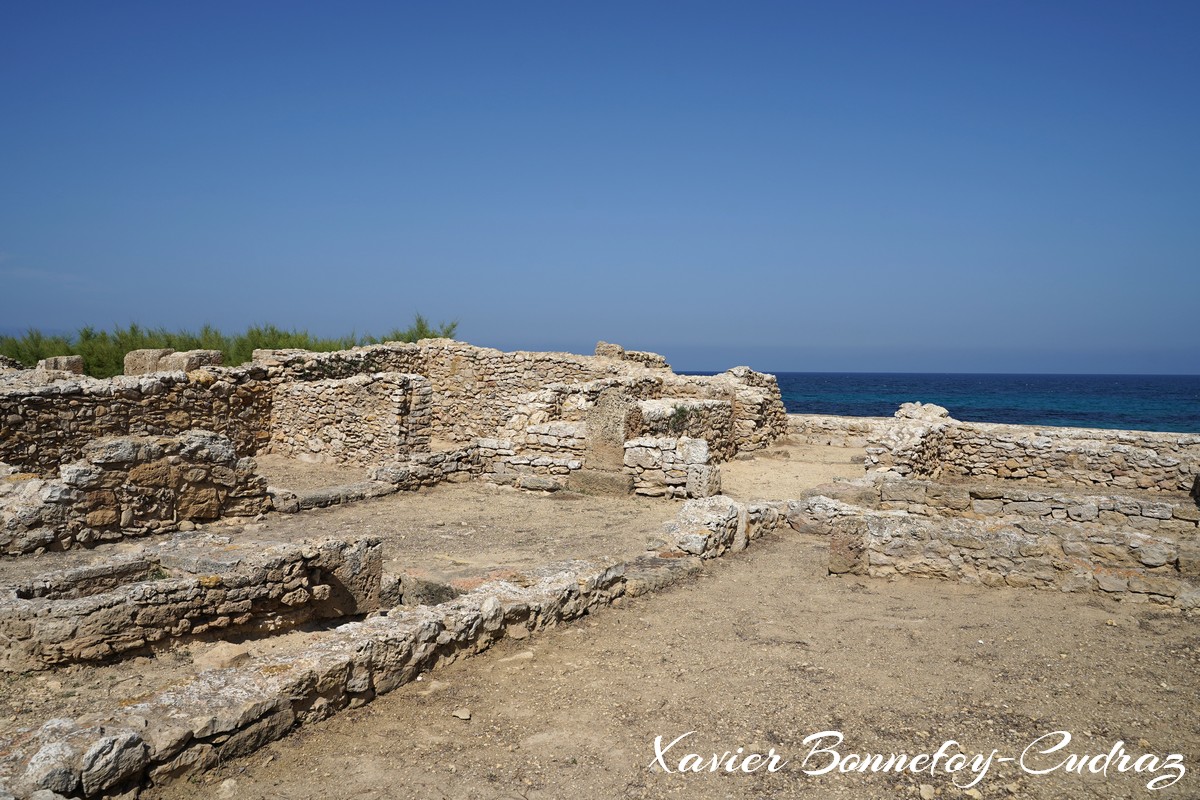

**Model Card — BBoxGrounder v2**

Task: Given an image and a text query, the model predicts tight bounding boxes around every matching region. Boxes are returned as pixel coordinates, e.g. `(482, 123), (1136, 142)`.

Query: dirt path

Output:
(148, 532), (1200, 800)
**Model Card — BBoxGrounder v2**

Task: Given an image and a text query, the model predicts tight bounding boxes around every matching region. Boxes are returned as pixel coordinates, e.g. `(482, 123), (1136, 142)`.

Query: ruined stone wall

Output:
(1, 340), (787, 492)
(932, 422), (1200, 493)
(789, 413), (892, 447)
(268, 373), (432, 465)
(866, 475), (1200, 532)
(0, 431), (269, 556)
(657, 368), (788, 452)
(857, 404), (1200, 494)
(417, 341), (633, 442)
(0, 369), (272, 476)
(797, 497), (1199, 608)
(627, 399), (736, 461)
(623, 436), (721, 499)
(0, 536), (381, 671)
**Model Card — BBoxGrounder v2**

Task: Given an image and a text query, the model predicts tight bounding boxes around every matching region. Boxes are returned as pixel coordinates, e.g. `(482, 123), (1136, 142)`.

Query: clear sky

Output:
(2, 1), (1197, 374)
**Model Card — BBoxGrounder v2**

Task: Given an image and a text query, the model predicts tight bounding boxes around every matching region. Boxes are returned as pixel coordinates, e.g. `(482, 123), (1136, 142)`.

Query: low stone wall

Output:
(794, 496), (1199, 608)
(514, 421), (587, 457)
(628, 398), (735, 461)
(0, 369), (272, 476)
(0, 495), (787, 799)
(865, 475), (1200, 532)
(864, 404), (1200, 494)
(1, 431), (269, 556)
(124, 349), (223, 375)
(659, 495), (787, 557)
(0, 536), (381, 671)
(935, 422), (1200, 493)
(268, 373), (432, 465)
(788, 413), (892, 447)
(477, 438), (583, 492)
(623, 436), (721, 499)
(368, 445), (485, 492)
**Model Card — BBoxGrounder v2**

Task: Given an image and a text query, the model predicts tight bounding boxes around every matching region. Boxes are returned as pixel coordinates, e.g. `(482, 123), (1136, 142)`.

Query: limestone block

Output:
(160, 350), (223, 371)
(36, 355), (84, 374)
(123, 349), (174, 375)
(594, 341), (624, 358)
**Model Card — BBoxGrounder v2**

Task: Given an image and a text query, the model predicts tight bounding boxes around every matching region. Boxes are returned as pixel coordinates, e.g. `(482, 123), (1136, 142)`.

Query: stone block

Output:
(594, 341), (625, 358)
(568, 469), (633, 496)
(36, 355), (84, 374)
(160, 350), (223, 371)
(123, 349), (174, 375)
(686, 464), (721, 498)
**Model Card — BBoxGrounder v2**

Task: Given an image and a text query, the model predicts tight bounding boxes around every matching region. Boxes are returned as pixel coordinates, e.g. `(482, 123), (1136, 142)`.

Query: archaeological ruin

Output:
(0, 339), (1196, 798)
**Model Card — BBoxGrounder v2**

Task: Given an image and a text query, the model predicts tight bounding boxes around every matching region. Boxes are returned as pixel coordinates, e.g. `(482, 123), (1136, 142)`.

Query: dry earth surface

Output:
(143, 531), (1200, 800)
(6, 444), (1197, 799)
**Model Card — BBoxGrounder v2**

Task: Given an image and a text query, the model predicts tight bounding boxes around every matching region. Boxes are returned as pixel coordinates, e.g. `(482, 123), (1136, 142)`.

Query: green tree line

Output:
(0, 316), (458, 378)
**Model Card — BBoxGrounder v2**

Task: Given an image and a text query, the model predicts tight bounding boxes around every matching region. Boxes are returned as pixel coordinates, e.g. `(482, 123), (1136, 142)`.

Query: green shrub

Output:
(0, 316), (458, 378)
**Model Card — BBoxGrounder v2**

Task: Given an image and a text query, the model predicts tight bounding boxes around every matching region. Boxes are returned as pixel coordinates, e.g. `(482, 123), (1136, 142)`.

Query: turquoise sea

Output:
(723, 373), (1200, 434)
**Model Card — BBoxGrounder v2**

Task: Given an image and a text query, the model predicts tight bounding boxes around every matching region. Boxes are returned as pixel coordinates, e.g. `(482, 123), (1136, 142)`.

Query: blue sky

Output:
(2, 1), (1197, 373)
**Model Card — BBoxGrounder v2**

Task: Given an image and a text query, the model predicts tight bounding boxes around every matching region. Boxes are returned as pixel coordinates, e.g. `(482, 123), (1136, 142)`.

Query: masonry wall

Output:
(789, 413), (892, 447)
(0, 369), (272, 476)
(1, 431), (269, 556)
(837, 405), (1200, 495)
(931, 422), (1200, 493)
(0, 536), (381, 671)
(868, 475), (1200, 533)
(627, 399), (736, 461)
(268, 373), (432, 465)
(1, 340), (788, 487)
(793, 496), (1200, 608)
(623, 436), (721, 498)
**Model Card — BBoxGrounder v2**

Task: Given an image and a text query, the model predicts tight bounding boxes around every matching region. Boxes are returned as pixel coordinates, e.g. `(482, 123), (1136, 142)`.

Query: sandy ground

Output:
(720, 442), (867, 501)
(9, 443), (1199, 799)
(0, 484), (676, 739)
(146, 531), (1200, 800)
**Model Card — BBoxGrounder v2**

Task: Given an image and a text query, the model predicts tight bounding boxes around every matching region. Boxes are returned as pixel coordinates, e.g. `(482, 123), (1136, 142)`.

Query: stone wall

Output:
(933, 422), (1200, 493)
(0, 431), (269, 556)
(124, 349), (223, 375)
(863, 404), (1200, 494)
(864, 474), (1200, 532)
(789, 413), (892, 447)
(3, 340), (788, 482)
(659, 495), (788, 558)
(268, 373), (432, 465)
(0, 536), (381, 671)
(0, 369), (272, 476)
(0, 495), (792, 799)
(627, 398), (736, 461)
(623, 436), (721, 499)
(794, 496), (1199, 608)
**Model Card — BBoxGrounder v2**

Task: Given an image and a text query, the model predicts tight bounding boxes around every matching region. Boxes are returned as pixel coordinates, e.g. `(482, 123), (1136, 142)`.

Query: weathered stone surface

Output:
(194, 643), (250, 671)
(567, 469), (633, 496)
(80, 732), (147, 796)
(123, 349), (175, 376)
(36, 356), (84, 374)
(269, 373), (431, 466)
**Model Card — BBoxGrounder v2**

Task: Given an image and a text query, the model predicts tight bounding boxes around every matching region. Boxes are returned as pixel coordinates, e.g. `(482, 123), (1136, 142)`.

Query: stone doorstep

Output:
(0, 495), (783, 799)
